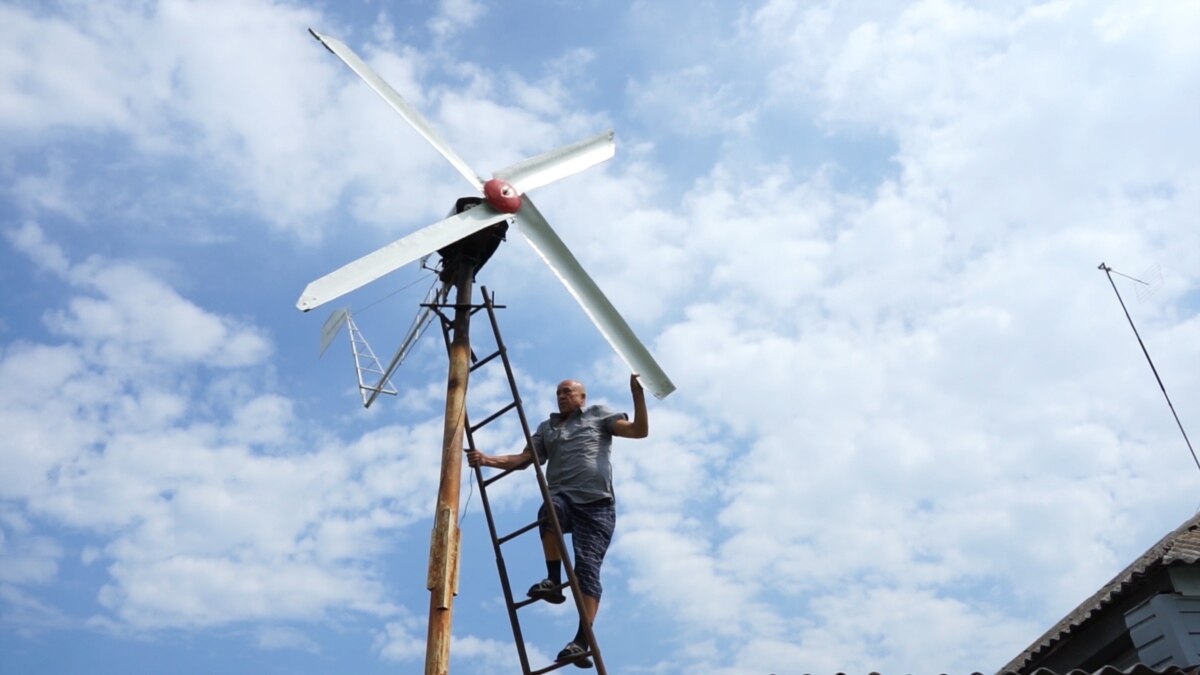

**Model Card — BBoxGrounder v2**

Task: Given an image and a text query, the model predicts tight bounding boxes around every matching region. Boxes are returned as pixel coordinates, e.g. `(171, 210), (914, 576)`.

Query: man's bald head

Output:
(556, 380), (587, 417)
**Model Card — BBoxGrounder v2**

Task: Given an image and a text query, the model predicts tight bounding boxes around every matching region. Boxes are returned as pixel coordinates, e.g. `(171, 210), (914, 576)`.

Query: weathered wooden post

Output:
(424, 260), (473, 675)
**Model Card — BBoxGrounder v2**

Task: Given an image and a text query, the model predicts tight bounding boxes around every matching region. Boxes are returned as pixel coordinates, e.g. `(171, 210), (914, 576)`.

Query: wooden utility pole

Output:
(424, 260), (473, 675)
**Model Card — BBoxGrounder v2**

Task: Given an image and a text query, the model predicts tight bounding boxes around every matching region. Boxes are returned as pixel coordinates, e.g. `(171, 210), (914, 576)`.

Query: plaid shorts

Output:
(539, 494), (616, 599)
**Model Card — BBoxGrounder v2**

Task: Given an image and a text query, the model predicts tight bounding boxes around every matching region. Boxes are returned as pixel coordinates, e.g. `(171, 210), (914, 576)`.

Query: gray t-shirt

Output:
(532, 404), (627, 504)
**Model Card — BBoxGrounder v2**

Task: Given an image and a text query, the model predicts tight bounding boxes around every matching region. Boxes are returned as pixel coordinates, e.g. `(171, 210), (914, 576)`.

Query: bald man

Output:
(468, 374), (648, 668)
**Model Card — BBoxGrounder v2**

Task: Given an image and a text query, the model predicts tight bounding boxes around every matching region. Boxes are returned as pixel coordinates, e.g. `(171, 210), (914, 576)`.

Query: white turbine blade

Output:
(319, 307), (350, 357)
(493, 131), (616, 195)
(309, 29), (484, 191)
(296, 206), (509, 312)
(514, 199), (676, 399)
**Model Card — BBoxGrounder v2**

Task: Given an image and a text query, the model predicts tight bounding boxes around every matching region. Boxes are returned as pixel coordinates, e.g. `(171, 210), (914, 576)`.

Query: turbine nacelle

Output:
(482, 178), (522, 213)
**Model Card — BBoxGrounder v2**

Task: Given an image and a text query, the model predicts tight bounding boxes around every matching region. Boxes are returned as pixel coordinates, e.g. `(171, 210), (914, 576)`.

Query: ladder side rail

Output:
(480, 288), (608, 675)
(463, 419), (535, 674)
(437, 308), (536, 675)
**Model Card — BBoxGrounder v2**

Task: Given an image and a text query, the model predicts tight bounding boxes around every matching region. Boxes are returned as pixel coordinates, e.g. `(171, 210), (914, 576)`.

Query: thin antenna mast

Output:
(1098, 262), (1199, 474)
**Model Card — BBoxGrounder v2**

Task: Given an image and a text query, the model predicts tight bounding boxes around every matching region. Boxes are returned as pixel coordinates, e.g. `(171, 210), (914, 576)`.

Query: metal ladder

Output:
(431, 286), (608, 675)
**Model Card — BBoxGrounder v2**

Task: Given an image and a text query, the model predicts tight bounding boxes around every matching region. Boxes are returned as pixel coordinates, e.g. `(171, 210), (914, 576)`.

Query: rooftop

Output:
(1000, 512), (1200, 673)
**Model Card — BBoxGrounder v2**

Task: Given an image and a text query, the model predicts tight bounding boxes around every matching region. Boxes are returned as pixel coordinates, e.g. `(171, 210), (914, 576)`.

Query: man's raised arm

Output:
(612, 374), (649, 439)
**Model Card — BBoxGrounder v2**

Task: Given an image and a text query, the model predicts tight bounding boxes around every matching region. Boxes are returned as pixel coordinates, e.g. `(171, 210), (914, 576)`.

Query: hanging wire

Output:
(1099, 262), (1200, 474)
(460, 472), (474, 527)
(354, 269), (439, 316)
(399, 277), (446, 350)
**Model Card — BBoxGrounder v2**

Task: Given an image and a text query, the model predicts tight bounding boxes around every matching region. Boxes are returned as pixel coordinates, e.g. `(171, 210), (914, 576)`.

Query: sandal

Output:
(526, 578), (566, 604)
(556, 641), (593, 669)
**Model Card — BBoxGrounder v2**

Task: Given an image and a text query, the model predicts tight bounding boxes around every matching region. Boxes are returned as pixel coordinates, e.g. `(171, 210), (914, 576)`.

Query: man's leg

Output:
(529, 496), (571, 604)
(541, 528), (563, 585)
(573, 594), (600, 645)
(558, 499), (614, 666)
(580, 595), (599, 624)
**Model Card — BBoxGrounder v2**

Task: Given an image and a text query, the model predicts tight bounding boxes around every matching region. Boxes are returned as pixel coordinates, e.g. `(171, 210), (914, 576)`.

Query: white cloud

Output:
(374, 613), (425, 662)
(582, 2), (1200, 671)
(50, 261), (271, 367)
(0, 584), (72, 638)
(9, 159), (87, 222)
(428, 0), (487, 41)
(4, 1), (1200, 672)
(629, 66), (756, 137)
(226, 394), (295, 447)
(375, 614), (554, 674)
(0, 0), (617, 244)
(0, 514), (62, 585)
(0, 3), (140, 134)
(99, 554), (391, 629)
(784, 586), (1036, 674)
(256, 625), (320, 652)
(5, 221), (71, 277)
(0, 226), (449, 632)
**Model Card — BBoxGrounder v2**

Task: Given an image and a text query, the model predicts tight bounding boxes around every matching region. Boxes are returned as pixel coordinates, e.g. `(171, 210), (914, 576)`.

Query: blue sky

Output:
(3, 1), (1200, 673)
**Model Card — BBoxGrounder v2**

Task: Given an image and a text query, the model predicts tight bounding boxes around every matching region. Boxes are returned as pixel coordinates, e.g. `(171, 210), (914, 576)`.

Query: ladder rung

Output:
(498, 519), (542, 545)
(469, 348), (503, 372)
(529, 647), (595, 675)
(470, 401), (517, 434)
(512, 596), (539, 611)
(511, 580), (569, 612)
(482, 466), (520, 488)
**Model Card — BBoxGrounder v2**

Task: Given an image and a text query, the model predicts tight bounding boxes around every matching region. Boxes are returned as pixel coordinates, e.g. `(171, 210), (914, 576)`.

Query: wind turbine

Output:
(298, 29), (674, 400)
(296, 30), (674, 675)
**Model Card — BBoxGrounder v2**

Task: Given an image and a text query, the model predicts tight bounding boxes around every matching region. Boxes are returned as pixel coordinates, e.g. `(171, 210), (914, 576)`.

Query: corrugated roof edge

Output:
(1018, 666), (1200, 675)
(796, 667), (1199, 675)
(998, 512), (1200, 674)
